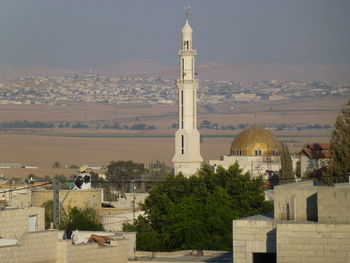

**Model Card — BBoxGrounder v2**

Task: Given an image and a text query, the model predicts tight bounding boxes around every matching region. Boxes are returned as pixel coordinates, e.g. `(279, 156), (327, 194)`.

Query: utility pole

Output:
(131, 179), (136, 221)
(53, 177), (60, 229)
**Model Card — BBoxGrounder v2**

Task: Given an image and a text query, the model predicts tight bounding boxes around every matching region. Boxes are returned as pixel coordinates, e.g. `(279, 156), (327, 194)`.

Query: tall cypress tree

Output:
(279, 142), (294, 184)
(324, 100), (350, 184)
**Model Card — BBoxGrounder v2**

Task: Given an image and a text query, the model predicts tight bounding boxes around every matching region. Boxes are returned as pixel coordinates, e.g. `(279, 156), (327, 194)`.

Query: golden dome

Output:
(230, 125), (281, 156)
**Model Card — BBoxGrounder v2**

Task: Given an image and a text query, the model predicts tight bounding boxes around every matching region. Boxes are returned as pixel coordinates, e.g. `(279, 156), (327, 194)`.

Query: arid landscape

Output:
(0, 96), (347, 178)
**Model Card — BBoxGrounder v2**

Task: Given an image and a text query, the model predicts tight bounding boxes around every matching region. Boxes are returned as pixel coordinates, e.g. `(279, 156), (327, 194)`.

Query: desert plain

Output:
(0, 96), (347, 178)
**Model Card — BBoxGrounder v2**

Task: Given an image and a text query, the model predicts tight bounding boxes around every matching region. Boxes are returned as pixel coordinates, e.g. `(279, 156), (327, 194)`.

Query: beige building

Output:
(210, 125), (282, 177)
(31, 189), (102, 213)
(0, 206), (133, 263)
(233, 181), (350, 263)
(300, 143), (330, 177)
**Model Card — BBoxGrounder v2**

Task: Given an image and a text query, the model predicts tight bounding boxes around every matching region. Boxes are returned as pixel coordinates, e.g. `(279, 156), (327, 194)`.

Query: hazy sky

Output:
(1, 0), (350, 68)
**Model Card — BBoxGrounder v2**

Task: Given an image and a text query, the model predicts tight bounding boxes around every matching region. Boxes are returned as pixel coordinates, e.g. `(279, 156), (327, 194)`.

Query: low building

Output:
(31, 189), (102, 214)
(233, 181), (350, 263)
(0, 206), (133, 263)
(300, 143), (330, 177)
(210, 125), (282, 178)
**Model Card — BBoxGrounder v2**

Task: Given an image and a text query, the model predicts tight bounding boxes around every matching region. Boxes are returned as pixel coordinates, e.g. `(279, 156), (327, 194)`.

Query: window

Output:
(28, 215), (38, 232)
(181, 135), (184, 154)
(181, 90), (184, 128)
(255, 150), (262, 156)
(237, 149), (242, 156)
(272, 150), (278, 156)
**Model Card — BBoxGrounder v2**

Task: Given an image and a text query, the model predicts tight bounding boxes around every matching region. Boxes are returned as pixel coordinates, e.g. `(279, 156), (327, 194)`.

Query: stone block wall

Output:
(233, 219), (276, 263)
(0, 207), (44, 239)
(31, 189), (102, 214)
(57, 238), (129, 263)
(318, 188), (350, 223)
(0, 231), (57, 263)
(274, 182), (319, 222)
(277, 223), (350, 263)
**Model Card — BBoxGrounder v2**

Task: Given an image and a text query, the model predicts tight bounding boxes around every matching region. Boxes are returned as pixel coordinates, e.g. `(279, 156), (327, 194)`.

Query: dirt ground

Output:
(0, 97), (347, 178)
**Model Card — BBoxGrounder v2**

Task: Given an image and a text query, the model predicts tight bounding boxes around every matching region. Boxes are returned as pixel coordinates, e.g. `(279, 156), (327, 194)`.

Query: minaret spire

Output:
(184, 6), (190, 21)
(172, 9), (203, 177)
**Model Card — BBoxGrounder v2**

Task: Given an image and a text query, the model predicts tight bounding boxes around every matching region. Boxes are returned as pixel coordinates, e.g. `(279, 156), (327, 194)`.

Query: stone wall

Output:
(274, 181), (319, 222)
(0, 230), (131, 263)
(57, 238), (129, 263)
(0, 207), (45, 239)
(31, 189), (102, 213)
(0, 231), (57, 262)
(277, 223), (350, 263)
(233, 218), (276, 263)
(318, 188), (350, 223)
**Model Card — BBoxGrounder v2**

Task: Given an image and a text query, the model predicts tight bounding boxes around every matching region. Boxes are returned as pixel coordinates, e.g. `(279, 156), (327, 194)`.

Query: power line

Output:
(0, 182), (52, 194)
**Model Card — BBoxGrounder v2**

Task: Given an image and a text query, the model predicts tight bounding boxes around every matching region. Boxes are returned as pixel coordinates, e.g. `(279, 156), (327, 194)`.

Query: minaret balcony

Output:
(176, 79), (199, 87)
(178, 50), (197, 56)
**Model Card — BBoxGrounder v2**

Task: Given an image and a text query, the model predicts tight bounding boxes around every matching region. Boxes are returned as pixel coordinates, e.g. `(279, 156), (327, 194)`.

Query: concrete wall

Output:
(0, 230), (131, 263)
(318, 187), (350, 223)
(57, 238), (129, 263)
(57, 230), (136, 260)
(274, 181), (319, 222)
(31, 189), (102, 213)
(277, 223), (350, 263)
(0, 207), (45, 239)
(0, 231), (57, 263)
(233, 218), (276, 263)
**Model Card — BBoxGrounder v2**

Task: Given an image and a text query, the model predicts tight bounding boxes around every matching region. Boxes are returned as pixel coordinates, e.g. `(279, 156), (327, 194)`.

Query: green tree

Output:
(323, 99), (350, 184)
(106, 161), (145, 191)
(279, 142), (295, 184)
(61, 206), (104, 231)
(52, 161), (61, 169)
(124, 163), (272, 251)
(41, 200), (54, 229)
(41, 200), (104, 231)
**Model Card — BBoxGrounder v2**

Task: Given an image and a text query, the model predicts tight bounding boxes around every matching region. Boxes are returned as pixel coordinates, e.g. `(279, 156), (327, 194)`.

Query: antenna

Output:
(184, 6), (190, 21)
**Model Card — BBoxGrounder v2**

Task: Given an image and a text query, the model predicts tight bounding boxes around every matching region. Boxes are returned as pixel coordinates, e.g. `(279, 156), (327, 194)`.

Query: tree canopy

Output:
(106, 160), (145, 191)
(322, 99), (350, 184)
(279, 142), (294, 184)
(123, 163), (272, 251)
(41, 200), (104, 231)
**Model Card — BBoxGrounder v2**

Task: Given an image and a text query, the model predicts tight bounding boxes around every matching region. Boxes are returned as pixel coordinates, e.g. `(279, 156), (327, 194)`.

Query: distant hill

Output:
(0, 59), (349, 82)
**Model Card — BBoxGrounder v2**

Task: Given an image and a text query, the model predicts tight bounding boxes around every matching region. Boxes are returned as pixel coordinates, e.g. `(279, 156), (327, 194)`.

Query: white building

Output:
(299, 143), (330, 177)
(172, 11), (203, 177)
(210, 125), (282, 178)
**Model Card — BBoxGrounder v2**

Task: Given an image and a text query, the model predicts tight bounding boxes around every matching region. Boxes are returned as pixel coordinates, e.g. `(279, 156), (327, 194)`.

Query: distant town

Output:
(0, 75), (349, 105)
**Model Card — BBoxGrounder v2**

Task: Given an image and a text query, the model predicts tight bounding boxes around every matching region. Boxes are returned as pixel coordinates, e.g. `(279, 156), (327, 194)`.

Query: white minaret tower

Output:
(172, 7), (203, 177)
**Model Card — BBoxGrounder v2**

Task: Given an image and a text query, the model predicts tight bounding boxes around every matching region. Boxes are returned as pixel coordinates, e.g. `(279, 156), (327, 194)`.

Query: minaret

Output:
(172, 7), (203, 177)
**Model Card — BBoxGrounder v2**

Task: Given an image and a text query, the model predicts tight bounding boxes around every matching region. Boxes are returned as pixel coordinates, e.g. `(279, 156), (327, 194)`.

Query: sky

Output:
(0, 0), (350, 69)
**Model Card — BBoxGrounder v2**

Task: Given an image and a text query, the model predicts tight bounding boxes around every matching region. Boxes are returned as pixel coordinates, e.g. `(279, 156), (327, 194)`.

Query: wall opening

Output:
(181, 135), (184, 155)
(306, 193), (318, 222)
(28, 215), (38, 232)
(253, 253), (276, 263)
(181, 90), (184, 129)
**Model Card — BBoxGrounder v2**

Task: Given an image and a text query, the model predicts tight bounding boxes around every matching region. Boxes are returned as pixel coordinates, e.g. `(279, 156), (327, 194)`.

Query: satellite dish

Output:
(79, 165), (89, 173)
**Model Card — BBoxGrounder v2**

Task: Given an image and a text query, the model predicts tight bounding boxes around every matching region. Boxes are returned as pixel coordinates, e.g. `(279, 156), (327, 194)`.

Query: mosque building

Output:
(172, 9), (283, 178)
(172, 8), (203, 177)
(209, 124), (282, 178)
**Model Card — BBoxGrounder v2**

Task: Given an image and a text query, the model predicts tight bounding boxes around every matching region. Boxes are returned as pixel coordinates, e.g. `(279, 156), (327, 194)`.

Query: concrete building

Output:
(0, 206), (134, 263)
(172, 11), (203, 177)
(300, 143), (330, 177)
(233, 181), (350, 263)
(210, 125), (282, 178)
(31, 189), (102, 214)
